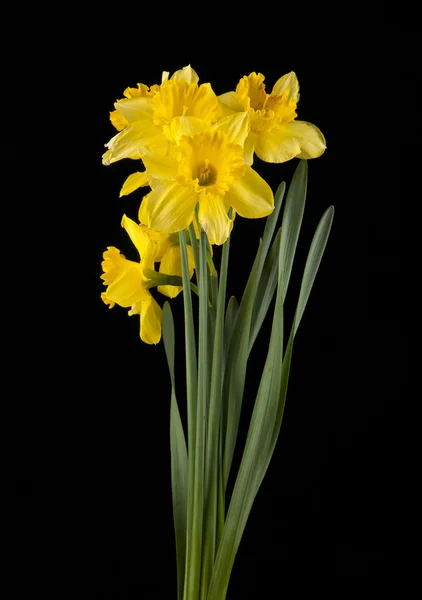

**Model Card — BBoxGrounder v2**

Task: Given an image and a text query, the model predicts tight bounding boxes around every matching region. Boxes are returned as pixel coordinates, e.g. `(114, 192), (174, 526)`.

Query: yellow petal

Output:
(139, 296), (162, 344)
(236, 73), (266, 110)
(243, 132), (257, 165)
(187, 244), (195, 275)
(170, 65), (199, 84)
(123, 83), (154, 99)
(138, 192), (151, 225)
(158, 245), (184, 298)
(170, 116), (210, 144)
(282, 120), (326, 159)
(212, 112), (249, 147)
(105, 257), (148, 307)
(218, 92), (246, 116)
(198, 193), (233, 245)
(141, 150), (179, 180)
(157, 244), (194, 298)
(271, 72), (300, 102)
(114, 97), (153, 124)
(101, 247), (126, 286)
(152, 80), (220, 127)
(121, 214), (149, 258)
(140, 226), (172, 262)
(119, 171), (150, 197)
(226, 166), (274, 218)
(144, 183), (198, 233)
(110, 109), (128, 131)
(140, 238), (158, 277)
(102, 122), (168, 165)
(101, 292), (115, 309)
(254, 124), (302, 163)
(146, 173), (163, 190)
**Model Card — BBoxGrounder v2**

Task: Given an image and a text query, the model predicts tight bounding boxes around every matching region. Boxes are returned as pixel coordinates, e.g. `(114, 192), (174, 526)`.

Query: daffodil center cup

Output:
(194, 159), (218, 187)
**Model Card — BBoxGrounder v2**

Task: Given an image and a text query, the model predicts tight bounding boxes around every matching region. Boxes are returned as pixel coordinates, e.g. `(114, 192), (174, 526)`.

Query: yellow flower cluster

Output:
(101, 65), (326, 343)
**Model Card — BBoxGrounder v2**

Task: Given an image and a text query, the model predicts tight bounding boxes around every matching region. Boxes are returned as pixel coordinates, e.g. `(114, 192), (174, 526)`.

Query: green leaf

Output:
(162, 302), (188, 600)
(224, 296), (238, 363)
(247, 182), (286, 353)
(201, 236), (231, 598)
(260, 180), (286, 269)
(222, 241), (262, 489)
(294, 206), (334, 336)
(248, 208), (336, 497)
(220, 179), (287, 492)
(207, 307), (216, 415)
(249, 227), (282, 353)
(208, 258), (292, 599)
(278, 159), (308, 300)
(208, 201), (335, 599)
(188, 222), (200, 282)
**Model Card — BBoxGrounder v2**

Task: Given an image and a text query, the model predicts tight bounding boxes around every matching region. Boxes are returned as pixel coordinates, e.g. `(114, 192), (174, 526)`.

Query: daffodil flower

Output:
(102, 65), (221, 196)
(219, 71), (326, 165)
(101, 215), (194, 343)
(138, 113), (274, 245)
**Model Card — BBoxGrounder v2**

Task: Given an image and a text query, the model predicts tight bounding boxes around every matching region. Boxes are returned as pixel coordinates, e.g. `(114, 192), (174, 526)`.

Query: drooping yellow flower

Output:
(138, 113), (274, 245)
(102, 65), (221, 196)
(101, 215), (194, 343)
(219, 72), (326, 165)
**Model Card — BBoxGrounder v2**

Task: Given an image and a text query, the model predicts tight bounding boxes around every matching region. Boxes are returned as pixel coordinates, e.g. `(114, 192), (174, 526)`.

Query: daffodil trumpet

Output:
(101, 66), (333, 600)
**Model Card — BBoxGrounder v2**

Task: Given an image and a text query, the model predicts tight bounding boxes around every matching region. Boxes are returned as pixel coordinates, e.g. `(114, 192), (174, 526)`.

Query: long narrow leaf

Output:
(220, 180), (285, 472)
(162, 303), (188, 600)
(188, 222), (200, 281)
(222, 241), (262, 489)
(249, 227), (282, 353)
(208, 265), (290, 599)
(260, 181), (286, 264)
(224, 296), (238, 363)
(279, 159), (308, 301)
(209, 201), (334, 598)
(201, 236), (231, 598)
(294, 206), (334, 336)
(248, 210), (335, 497)
(251, 206), (335, 514)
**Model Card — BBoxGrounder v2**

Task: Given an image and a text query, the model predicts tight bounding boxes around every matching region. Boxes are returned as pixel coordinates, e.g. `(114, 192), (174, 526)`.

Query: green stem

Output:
(185, 230), (208, 599)
(188, 222), (200, 282)
(200, 235), (231, 598)
(180, 231), (198, 600)
(206, 249), (217, 277)
(144, 271), (183, 288)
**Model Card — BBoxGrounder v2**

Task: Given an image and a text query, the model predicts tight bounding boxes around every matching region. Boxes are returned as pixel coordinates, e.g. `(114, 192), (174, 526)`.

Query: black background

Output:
(9, 5), (412, 597)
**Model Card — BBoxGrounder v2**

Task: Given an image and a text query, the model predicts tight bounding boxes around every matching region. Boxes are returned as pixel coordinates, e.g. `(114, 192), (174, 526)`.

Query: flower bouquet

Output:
(100, 65), (333, 599)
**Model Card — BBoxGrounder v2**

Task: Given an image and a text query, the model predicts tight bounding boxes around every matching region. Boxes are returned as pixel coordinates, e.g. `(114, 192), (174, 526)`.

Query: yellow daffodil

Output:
(102, 65), (221, 198)
(101, 215), (194, 343)
(219, 72), (326, 165)
(138, 113), (274, 245)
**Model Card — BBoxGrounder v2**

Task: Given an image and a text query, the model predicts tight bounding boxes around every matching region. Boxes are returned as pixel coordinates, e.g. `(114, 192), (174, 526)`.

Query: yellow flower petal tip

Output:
(101, 292), (115, 309)
(119, 171), (150, 197)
